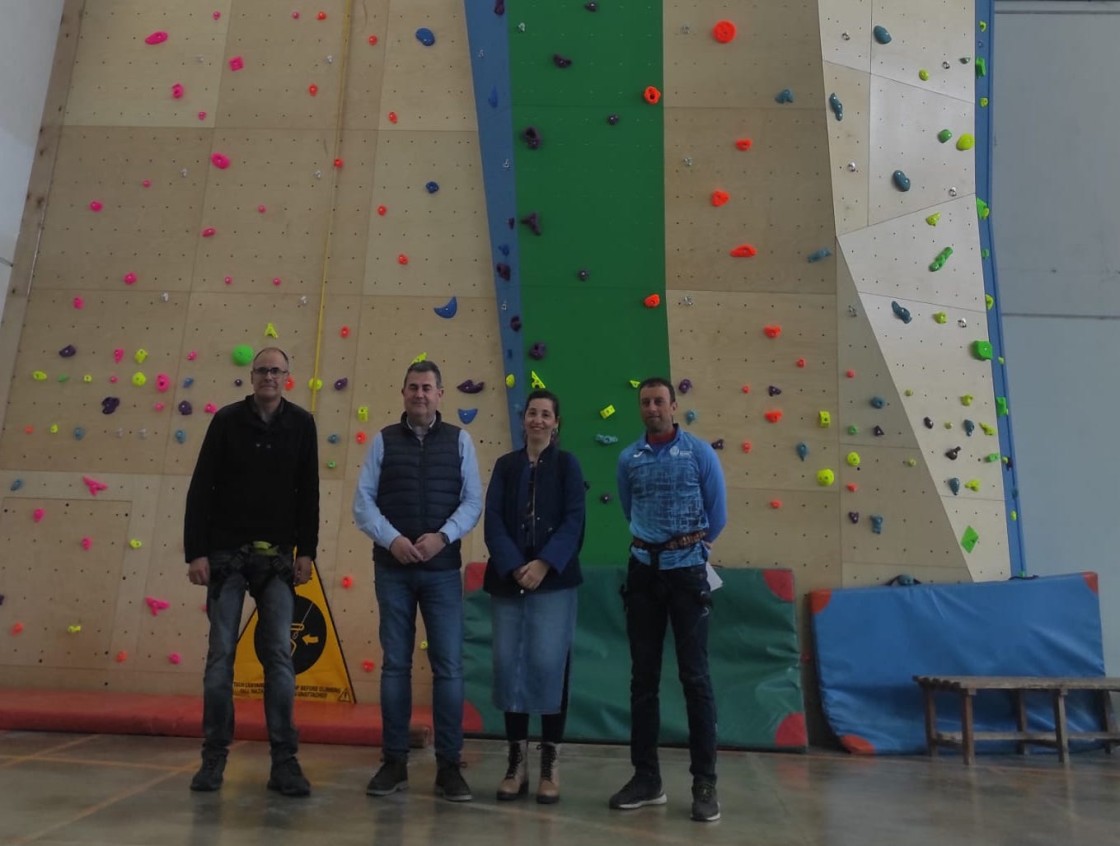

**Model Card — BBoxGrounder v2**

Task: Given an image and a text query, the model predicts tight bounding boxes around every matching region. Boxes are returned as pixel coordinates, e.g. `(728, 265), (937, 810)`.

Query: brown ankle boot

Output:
(536, 742), (559, 804)
(496, 740), (528, 800)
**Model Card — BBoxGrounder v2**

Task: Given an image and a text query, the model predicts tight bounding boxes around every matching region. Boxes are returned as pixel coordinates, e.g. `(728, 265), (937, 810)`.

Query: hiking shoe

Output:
(190, 754), (226, 792)
(267, 757), (311, 797)
(608, 775), (666, 810)
(690, 780), (721, 822)
(366, 758), (408, 796)
(435, 760), (473, 802)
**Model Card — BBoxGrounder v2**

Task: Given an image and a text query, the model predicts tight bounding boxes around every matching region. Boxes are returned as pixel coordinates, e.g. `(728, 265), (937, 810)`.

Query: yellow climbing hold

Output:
(49, 423), (59, 434)
(960, 394), (974, 406)
(816, 468), (835, 487)
(129, 539), (143, 549)
(135, 348), (148, 364)
(985, 294), (994, 310)
(629, 379), (641, 388)
(530, 370), (546, 390)
(32, 370), (47, 381)
(308, 377), (323, 392)
(357, 405), (369, 422)
(919, 69), (930, 81)
(956, 133), (975, 151)
(846, 451), (860, 468)
(67, 624), (82, 634)
(264, 322), (279, 338)
(83, 374), (93, 383)
(600, 404), (616, 419)
(412, 352), (428, 364)
(964, 479), (981, 492)
(934, 312), (947, 324)
(818, 411), (831, 428)
(132, 372), (147, 387)
(505, 373), (516, 388)
(979, 422), (996, 435)
(926, 213), (941, 226)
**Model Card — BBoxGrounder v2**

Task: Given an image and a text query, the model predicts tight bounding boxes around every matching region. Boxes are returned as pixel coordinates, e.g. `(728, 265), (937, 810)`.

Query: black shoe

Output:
(366, 757), (408, 796)
(267, 757), (311, 797)
(435, 760), (473, 802)
(691, 780), (721, 822)
(608, 775), (666, 810)
(189, 754), (226, 792)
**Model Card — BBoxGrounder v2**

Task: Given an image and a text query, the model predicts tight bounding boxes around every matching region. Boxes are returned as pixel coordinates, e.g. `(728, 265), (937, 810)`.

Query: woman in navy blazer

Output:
(484, 389), (585, 805)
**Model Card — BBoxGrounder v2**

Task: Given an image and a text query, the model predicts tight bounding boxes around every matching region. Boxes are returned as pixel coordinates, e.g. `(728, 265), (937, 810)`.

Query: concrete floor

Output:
(0, 732), (1116, 846)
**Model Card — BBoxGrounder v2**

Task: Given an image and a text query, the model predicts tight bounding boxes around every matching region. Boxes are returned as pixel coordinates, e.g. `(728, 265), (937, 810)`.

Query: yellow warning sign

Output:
(233, 564), (355, 703)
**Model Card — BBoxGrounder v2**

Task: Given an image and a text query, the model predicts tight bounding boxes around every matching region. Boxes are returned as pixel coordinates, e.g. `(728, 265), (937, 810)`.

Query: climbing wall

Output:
(0, 0), (1011, 724)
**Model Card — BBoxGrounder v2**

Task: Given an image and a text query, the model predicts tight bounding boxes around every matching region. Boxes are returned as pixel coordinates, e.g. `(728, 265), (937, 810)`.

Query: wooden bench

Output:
(914, 675), (1120, 765)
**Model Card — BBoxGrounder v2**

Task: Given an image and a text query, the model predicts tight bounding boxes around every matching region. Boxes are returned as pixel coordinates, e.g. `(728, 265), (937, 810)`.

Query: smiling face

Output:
(523, 397), (558, 449)
(639, 384), (676, 437)
(402, 368), (442, 427)
(250, 348), (289, 408)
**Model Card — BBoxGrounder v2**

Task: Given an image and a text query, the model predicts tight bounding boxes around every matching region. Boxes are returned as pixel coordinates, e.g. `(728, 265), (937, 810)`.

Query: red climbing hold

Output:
(735, 138), (753, 151)
(711, 190), (730, 207)
(643, 86), (661, 105)
(730, 244), (757, 258)
(763, 325), (782, 338)
(713, 21), (737, 43)
(764, 410), (783, 423)
(397, 254), (409, 265)
(769, 499), (782, 509)
(308, 84), (318, 96)
(796, 358), (806, 368)
(643, 294), (661, 308)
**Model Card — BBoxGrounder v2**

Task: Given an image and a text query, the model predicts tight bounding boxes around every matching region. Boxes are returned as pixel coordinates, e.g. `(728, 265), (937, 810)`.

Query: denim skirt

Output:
(490, 587), (578, 714)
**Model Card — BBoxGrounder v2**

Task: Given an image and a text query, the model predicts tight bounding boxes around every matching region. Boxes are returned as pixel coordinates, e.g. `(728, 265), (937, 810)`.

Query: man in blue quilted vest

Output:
(353, 360), (483, 801)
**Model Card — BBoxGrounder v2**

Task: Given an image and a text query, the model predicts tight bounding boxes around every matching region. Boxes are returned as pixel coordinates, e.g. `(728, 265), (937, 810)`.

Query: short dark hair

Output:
(253, 346), (289, 366)
(404, 360), (442, 389)
(524, 388), (560, 420)
(638, 376), (675, 403)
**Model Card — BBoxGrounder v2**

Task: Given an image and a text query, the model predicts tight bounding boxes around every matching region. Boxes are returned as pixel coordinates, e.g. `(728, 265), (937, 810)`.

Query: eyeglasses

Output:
(252, 366), (288, 377)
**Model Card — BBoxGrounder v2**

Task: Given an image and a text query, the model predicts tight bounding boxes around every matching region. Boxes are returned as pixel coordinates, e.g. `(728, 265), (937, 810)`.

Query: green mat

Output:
(464, 565), (806, 750)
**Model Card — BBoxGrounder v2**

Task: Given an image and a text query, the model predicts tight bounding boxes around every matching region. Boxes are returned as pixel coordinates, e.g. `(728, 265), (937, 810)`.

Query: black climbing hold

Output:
(59, 344), (77, 358)
(711, 439), (724, 450)
(607, 113), (620, 125)
(923, 417), (933, 429)
(522, 126), (541, 149)
(528, 342), (547, 360)
(599, 493), (612, 504)
(873, 425), (885, 436)
(945, 446), (961, 460)
(334, 378), (348, 390)
(768, 385), (781, 396)
(101, 396), (120, 415)
(577, 269), (590, 281)
(585, 1), (598, 10)
(520, 212), (541, 235)
(553, 54), (572, 68)
(848, 512), (859, 524)
(509, 315), (522, 332)
(496, 263), (511, 280)
(458, 379), (485, 394)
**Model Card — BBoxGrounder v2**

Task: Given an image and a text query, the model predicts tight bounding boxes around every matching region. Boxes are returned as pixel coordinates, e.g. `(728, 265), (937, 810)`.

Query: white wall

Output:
(993, 0), (1120, 672)
(0, 0), (64, 317)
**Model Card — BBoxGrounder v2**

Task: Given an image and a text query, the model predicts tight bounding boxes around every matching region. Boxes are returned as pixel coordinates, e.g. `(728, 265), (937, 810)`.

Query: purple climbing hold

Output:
(607, 113), (620, 125)
(509, 315), (522, 332)
(710, 438), (724, 450)
(768, 385), (782, 396)
(599, 493), (612, 504)
(496, 263), (511, 280)
(873, 425), (885, 436)
(523, 127), (541, 149)
(234, 378), (243, 387)
(520, 212), (541, 235)
(101, 396), (121, 415)
(178, 400), (193, 415)
(506, 216), (515, 229)
(678, 378), (692, 394)
(529, 342), (547, 360)
(553, 54), (573, 68)
(59, 344), (77, 358)
(585, 1), (598, 9)
(334, 377), (348, 391)
(457, 379), (485, 394)
(494, 0), (505, 14)
(848, 511), (860, 524)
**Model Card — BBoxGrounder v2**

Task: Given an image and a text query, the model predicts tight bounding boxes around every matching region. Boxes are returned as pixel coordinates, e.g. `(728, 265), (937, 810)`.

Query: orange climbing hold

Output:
(713, 20), (737, 43)
(763, 324), (782, 338)
(730, 244), (757, 258)
(735, 138), (753, 151)
(643, 293), (661, 308)
(643, 86), (661, 105)
(711, 190), (730, 207)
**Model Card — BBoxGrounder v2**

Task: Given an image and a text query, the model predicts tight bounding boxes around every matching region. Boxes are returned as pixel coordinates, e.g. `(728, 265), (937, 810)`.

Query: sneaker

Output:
(435, 760), (473, 802)
(691, 780), (721, 822)
(608, 775), (667, 810)
(366, 757), (408, 796)
(267, 757), (311, 797)
(189, 754), (226, 792)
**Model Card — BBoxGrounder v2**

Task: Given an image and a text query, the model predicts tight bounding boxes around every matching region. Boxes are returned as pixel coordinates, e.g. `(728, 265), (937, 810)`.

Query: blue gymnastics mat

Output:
(809, 573), (1106, 755)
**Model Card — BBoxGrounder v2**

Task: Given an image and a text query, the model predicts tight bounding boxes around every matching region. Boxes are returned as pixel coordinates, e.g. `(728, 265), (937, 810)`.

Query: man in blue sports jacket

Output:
(608, 376), (727, 823)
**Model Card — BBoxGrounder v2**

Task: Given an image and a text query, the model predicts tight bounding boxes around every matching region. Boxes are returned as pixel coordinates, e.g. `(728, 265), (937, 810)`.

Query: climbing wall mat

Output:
(464, 564), (806, 750)
(809, 572), (1107, 755)
(464, 1), (670, 567)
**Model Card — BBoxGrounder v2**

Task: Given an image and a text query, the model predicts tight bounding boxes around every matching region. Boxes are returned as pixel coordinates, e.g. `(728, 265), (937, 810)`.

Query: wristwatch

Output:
(439, 531), (451, 545)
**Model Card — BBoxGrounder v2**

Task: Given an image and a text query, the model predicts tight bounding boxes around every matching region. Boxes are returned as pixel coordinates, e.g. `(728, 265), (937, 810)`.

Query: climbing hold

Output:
(607, 113), (620, 125)
(819, 411), (831, 428)
(458, 409), (478, 425)
(145, 31), (169, 45)
(509, 315), (521, 331)
(735, 138), (752, 151)
(923, 416), (934, 429)
(178, 401), (193, 416)
(643, 294), (661, 308)
(495, 262), (511, 281)
(892, 170), (911, 191)
(201, 226), (217, 238)
(817, 469), (835, 487)
(425, 181), (439, 194)
(870, 396), (886, 409)
(416, 27), (436, 46)
(505, 374), (515, 388)
(577, 269), (590, 281)
(996, 397), (1009, 417)
(768, 385), (782, 397)
(101, 397), (121, 414)
(774, 88), (794, 104)
(59, 344), (76, 358)
(891, 301), (912, 324)
(210, 153), (231, 170)
(599, 493), (612, 504)
(32, 507), (45, 523)
(926, 213), (941, 227)
(975, 57), (987, 78)
(643, 86), (661, 104)
(763, 324), (781, 338)
(434, 297), (458, 318)
(599, 405), (616, 419)
(712, 20), (736, 43)
(678, 379), (692, 394)
(807, 248), (832, 263)
(869, 515), (884, 534)
(797, 358), (807, 368)
(88, 200), (103, 212)
(770, 500), (782, 510)
(684, 410), (697, 424)
(872, 25), (891, 44)
(945, 446), (961, 460)
(522, 126), (541, 149)
(846, 451), (861, 468)
(530, 370), (546, 389)
(183, 377), (194, 388)
(977, 198), (990, 219)
(168, 653), (182, 665)
(529, 342), (547, 360)
(730, 244), (757, 258)
(67, 624), (81, 634)
(307, 378), (323, 393)
(595, 434), (619, 445)
(932, 312), (948, 325)
(956, 133), (975, 151)
(960, 394), (974, 406)
(520, 212), (541, 235)
(355, 432), (368, 446)
(964, 479), (981, 493)
(553, 54), (573, 68)
(32, 370), (47, 381)
(123, 272), (137, 285)
(919, 69), (930, 81)
(848, 512), (859, 524)
(764, 410), (782, 423)
(10, 622), (24, 635)
(872, 425), (885, 437)
(228, 55), (244, 71)
(73, 296), (84, 309)
(929, 247), (954, 272)
(711, 439), (724, 450)
(457, 380), (484, 394)
(847, 424), (858, 435)
(741, 441), (752, 453)
(963, 419), (975, 436)
(796, 443), (809, 461)
(585, 1), (597, 10)
(171, 83), (185, 99)
(972, 340), (993, 361)
(132, 372), (147, 387)
(357, 406), (369, 423)
(948, 478), (961, 495)
(711, 190), (730, 207)
(73, 426), (85, 440)
(828, 93), (843, 121)
(9, 480), (22, 491)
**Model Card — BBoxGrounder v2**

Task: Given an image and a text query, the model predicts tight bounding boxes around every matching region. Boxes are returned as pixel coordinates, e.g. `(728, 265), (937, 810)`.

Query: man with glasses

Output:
(184, 347), (319, 797)
(353, 360), (482, 801)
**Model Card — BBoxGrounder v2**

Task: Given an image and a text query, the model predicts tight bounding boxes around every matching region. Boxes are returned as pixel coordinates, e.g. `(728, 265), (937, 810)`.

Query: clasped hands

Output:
(389, 533), (447, 564)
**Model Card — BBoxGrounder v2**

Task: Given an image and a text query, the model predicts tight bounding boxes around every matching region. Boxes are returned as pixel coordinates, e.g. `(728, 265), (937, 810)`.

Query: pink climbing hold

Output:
(224, 275), (233, 285)
(213, 10), (221, 20)
(73, 296), (84, 309)
(156, 373), (170, 392)
(201, 226), (216, 237)
(204, 402), (218, 413)
(33, 508), (45, 523)
(113, 348), (125, 363)
(89, 200), (103, 212)
(229, 56), (244, 71)
(198, 111), (207, 121)
(171, 83), (184, 99)
(272, 277), (282, 286)
(145, 596), (171, 616)
(142, 179), (152, 188)
(144, 31), (169, 45)
(210, 152), (231, 169)
(81, 537), (92, 550)
(123, 272), (137, 285)
(153, 402), (166, 411)
(82, 475), (109, 496)
(168, 653), (182, 665)
(187, 351), (198, 361)
(257, 204), (267, 213)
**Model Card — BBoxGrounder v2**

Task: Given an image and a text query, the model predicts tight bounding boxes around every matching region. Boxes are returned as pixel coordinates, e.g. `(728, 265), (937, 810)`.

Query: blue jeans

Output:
(202, 548), (298, 763)
(623, 558), (717, 784)
(374, 563), (464, 763)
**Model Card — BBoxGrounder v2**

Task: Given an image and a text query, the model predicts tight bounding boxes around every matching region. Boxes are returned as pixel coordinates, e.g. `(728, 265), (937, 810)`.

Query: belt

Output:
(631, 531), (706, 554)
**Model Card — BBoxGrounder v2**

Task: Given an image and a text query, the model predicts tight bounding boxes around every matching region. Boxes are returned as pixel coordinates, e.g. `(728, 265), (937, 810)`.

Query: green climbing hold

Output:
(976, 198), (990, 220)
(926, 213), (941, 226)
(982, 248), (991, 260)
(929, 247), (953, 272)
(975, 57), (987, 77)
(919, 69), (930, 81)
(232, 344), (254, 366)
(979, 96), (989, 108)
(996, 396), (1009, 416)
(934, 312), (948, 324)
(985, 294), (994, 309)
(979, 20), (988, 32)
(972, 340), (993, 361)
(937, 129), (952, 143)
(956, 133), (975, 151)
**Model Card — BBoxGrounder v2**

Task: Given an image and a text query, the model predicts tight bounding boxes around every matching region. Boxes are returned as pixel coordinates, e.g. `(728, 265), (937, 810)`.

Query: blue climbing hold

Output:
(684, 410), (697, 424)
(948, 477), (961, 495)
(327, 433), (340, 444)
(775, 88), (794, 104)
(807, 247), (832, 263)
(891, 301), (912, 324)
(458, 408), (478, 424)
(829, 93), (843, 121)
(175, 429), (187, 444)
(870, 514), (884, 534)
(488, 86), (499, 108)
(892, 169), (911, 191)
(498, 243), (510, 256)
(873, 25), (892, 44)
(963, 419), (976, 436)
(425, 181), (439, 194)
(796, 442), (809, 461)
(10, 479), (22, 491)
(595, 434), (619, 445)
(416, 28), (435, 46)
(434, 296), (458, 318)
(870, 396), (886, 409)
(74, 427), (85, 440)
